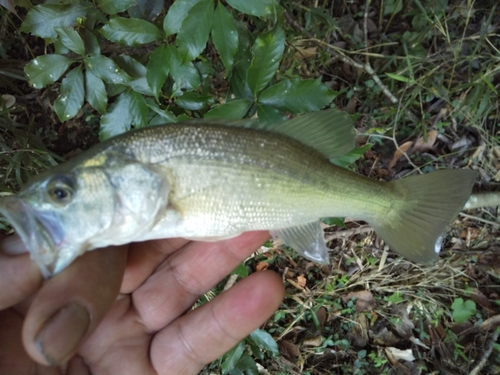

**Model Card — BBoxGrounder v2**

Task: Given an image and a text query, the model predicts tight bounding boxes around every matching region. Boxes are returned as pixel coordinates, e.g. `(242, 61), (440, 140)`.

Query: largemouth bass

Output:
(0, 110), (476, 277)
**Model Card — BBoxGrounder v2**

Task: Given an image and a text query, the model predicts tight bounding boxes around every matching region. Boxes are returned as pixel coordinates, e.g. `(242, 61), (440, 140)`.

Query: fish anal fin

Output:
(271, 221), (330, 265)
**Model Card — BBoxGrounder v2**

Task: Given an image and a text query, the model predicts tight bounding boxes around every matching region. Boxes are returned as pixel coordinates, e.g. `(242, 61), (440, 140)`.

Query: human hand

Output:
(0, 231), (284, 374)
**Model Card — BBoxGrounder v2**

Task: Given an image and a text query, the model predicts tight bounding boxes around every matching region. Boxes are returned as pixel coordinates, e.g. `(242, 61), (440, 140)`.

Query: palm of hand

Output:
(0, 232), (284, 374)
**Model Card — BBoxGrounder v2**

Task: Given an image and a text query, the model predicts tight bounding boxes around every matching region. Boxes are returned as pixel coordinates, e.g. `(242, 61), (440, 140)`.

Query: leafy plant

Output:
(451, 298), (476, 323)
(19, 0), (339, 141)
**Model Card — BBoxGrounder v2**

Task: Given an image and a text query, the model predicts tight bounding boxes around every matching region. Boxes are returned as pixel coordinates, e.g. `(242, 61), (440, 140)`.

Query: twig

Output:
(468, 328), (499, 375)
(283, 11), (398, 104)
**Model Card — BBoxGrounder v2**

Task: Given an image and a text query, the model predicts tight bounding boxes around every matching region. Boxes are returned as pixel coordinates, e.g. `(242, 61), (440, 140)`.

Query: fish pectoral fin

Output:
(271, 221), (330, 265)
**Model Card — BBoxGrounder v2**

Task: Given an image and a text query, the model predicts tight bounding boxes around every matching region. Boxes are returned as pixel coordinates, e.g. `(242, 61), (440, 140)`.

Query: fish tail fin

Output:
(369, 169), (477, 263)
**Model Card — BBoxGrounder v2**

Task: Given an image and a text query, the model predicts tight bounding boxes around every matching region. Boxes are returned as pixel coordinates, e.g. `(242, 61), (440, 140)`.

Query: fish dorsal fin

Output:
(271, 220), (330, 265)
(265, 110), (356, 159)
(200, 109), (356, 159)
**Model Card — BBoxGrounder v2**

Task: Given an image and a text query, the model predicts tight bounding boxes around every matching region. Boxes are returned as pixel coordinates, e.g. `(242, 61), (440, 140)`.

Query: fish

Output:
(0, 109), (476, 278)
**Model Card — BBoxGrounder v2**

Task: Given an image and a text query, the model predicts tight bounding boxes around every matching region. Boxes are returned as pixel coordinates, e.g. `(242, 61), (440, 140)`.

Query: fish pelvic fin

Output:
(370, 169), (477, 264)
(271, 221), (330, 265)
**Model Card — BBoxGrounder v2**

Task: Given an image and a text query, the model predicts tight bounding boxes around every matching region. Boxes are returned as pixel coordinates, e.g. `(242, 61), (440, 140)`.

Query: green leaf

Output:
(175, 92), (213, 110)
(128, 91), (148, 128)
(247, 25), (285, 97)
(147, 46), (170, 101)
(146, 101), (177, 123)
(212, 4), (238, 74)
(24, 55), (73, 89)
(321, 217), (346, 227)
(257, 103), (286, 124)
(204, 99), (252, 119)
(131, 0), (164, 21)
(95, 0), (136, 15)
(177, 0), (214, 62)
(163, 0), (202, 36)
(233, 353), (259, 374)
(171, 63), (201, 93)
(226, 0), (278, 17)
(384, 292), (405, 304)
(54, 66), (84, 121)
(221, 341), (245, 375)
(330, 144), (373, 168)
(385, 72), (414, 84)
(85, 71), (107, 114)
(100, 92), (132, 140)
(83, 29), (100, 54)
(113, 55), (153, 96)
(451, 298), (476, 323)
(101, 17), (162, 46)
(231, 263), (249, 278)
(55, 27), (85, 55)
(20, 4), (88, 39)
(84, 54), (131, 84)
(259, 78), (337, 113)
(248, 329), (278, 355)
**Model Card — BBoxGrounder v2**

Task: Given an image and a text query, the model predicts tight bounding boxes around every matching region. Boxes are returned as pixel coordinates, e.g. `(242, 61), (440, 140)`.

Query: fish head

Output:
(0, 167), (116, 278)
(0, 155), (171, 278)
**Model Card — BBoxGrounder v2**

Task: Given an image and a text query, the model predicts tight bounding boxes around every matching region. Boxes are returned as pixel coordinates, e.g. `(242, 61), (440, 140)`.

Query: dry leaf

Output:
(303, 335), (323, 347)
(280, 340), (300, 359)
(255, 261), (269, 271)
(386, 347), (415, 362)
(413, 130), (437, 153)
(294, 46), (317, 60)
(389, 141), (413, 168)
(315, 307), (328, 328)
(342, 290), (376, 312)
(297, 274), (307, 288)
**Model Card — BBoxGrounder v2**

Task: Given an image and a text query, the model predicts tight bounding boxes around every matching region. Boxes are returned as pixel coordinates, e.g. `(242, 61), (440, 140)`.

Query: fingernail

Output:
(35, 302), (90, 365)
(0, 235), (28, 255)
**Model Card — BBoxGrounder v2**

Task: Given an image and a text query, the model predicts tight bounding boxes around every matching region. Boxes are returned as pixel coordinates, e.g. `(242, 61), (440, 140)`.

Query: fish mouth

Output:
(0, 195), (62, 278)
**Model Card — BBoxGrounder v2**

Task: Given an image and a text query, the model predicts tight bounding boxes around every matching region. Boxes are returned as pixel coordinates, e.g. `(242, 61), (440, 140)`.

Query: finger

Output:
(133, 231), (270, 331)
(151, 270), (284, 375)
(0, 235), (43, 310)
(121, 238), (189, 294)
(22, 246), (128, 366)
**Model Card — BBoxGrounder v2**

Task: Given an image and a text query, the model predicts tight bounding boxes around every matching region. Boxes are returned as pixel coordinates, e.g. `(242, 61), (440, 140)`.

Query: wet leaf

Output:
(175, 92), (212, 110)
(101, 17), (162, 46)
(24, 55), (73, 89)
(177, 0), (214, 62)
(85, 71), (107, 114)
(163, 0), (202, 36)
(84, 54), (131, 84)
(247, 24), (284, 97)
(257, 104), (286, 124)
(54, 66), (84, 121)
(259, 78), (337, 113)
(226, 0), (278, 17)
(204, 99), (252, 119)
(95, 0), (135, 15)
(147, 46), (170, 101)
(55, 27), (85, 55)
(212, 3), (239, 74)
(20, 4), (87, 38)
(100, 92), (133, 140)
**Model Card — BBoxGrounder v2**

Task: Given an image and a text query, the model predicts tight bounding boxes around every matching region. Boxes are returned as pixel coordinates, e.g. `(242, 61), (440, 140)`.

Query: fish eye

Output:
(46, 175), (75, 204)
